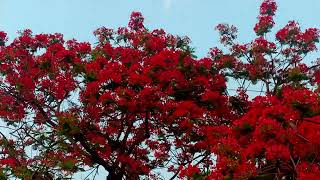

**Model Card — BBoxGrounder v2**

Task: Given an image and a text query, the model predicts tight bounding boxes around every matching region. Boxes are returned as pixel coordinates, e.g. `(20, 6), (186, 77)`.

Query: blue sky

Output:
(1, 0), (319, 58)
(0, 0), (319, 179)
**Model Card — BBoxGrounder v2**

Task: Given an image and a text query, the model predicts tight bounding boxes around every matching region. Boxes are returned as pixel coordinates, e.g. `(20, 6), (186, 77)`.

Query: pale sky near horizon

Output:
(0, 0), (319, 179)
(0, 0), (319, 57)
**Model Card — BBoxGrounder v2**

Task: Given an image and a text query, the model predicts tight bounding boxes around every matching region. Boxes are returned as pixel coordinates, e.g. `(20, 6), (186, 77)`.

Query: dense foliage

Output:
(0, 0), (319, 179)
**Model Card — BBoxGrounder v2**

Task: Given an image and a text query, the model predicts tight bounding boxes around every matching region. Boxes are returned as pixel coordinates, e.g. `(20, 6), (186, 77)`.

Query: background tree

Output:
(192, 0), (320, 179)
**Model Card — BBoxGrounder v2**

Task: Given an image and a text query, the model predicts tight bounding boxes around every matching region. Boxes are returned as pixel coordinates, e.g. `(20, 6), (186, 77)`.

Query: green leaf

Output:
(61, 160), (76, 170)
(0, 170), (7, 180)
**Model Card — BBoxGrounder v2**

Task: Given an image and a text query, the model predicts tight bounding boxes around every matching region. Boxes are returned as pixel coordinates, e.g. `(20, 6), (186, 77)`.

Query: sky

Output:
(0, 0), (319, 179)
(0, 0), (319, 58)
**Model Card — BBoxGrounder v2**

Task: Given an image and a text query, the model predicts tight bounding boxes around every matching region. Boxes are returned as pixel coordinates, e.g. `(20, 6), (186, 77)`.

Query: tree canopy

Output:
(0, 0), (319, 179)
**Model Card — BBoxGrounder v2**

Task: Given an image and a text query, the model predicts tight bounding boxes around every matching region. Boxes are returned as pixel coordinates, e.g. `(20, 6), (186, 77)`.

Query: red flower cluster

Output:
(128, 11), (145, 31)
(215, 24), (238, 45)
(260, 0), (277, 15)
(0, 31), (7, 46)
(254, 0), (277, 36)
(276, 21), (319, 54)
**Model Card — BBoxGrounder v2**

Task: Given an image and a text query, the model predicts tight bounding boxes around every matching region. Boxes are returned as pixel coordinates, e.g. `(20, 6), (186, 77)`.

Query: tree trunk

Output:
(106, 171), (123, 180)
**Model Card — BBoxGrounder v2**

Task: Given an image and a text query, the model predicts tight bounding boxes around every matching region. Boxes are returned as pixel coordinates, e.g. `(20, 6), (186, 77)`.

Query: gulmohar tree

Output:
(207, 0), (320, 179)
(0, 10), (229, 180)
(0, 0), (319, 179)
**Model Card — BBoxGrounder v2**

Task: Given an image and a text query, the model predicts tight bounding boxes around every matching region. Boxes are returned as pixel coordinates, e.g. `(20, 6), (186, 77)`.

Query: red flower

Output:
(0, 31), (7, 45)
(128, 11), (145, 31)
(0, 157), (16, 166)
(254, 15), (275, 36)
(260, 0), (277, 16)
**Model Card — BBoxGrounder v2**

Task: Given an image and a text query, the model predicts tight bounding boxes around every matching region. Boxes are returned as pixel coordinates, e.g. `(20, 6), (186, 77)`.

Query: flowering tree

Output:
(0, 0), (319, 180)
(200, 0), (320, 179)
(0, 12), (230, 179)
